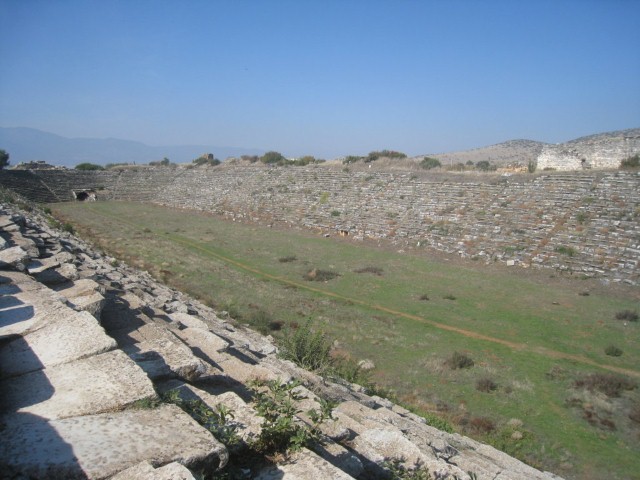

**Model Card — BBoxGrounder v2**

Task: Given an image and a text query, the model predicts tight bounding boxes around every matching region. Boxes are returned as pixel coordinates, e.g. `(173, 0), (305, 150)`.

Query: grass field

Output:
(51, 201), (640, 480)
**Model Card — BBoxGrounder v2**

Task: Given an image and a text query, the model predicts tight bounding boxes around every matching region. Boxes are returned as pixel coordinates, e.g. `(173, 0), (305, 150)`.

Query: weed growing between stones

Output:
(382, 458), (432, 479)
(279, 319), (332, 372)
(248, 379), (334, 455)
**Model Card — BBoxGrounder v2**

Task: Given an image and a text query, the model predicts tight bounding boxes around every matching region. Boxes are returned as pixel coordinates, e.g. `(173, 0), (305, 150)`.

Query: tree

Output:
(0, 149), (9, 169)
(260, 151), (286, 165)
(420, 157), (441, 170)
(476, 160), (492, 171)
(75, 162), (104, 171)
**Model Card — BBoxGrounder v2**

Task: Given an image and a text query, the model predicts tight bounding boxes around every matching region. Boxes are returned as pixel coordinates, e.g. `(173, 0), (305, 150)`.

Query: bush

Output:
(476, 160), (494, 172)
(278, 255), (297, 263)
(468, 416), (496, 433)
(527, 160), (536, 173)
(250, 309), (282, 335)
(365, 150), (407, 163)
(75, 162), (104, 171)
(476, 377), (498, 393)
(354, 266), (384, 276)
(445, 351), (474, 369)
(620, 154), (640, 169)
(62, 222), (75, 234)
(303, 268), (339, 282)
(331, 210), (341, 216)
(0, 149), (9, 169)
(574, 373), (637, 398)
(420, 157), (441, 170)
(604, 345), (623, 357)
(443, 294), (456, 300)
(260, 151), (286, 165)
(615, 310), (638, 322)
(279, 320), (332, 372)
(629, 402), (640, 424)
(192, 154), (220, 166)
(555, 245), (576, 257)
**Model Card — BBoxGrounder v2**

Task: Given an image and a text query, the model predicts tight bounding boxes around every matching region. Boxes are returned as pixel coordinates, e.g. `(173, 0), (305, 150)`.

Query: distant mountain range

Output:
(0, 127), (264, 167)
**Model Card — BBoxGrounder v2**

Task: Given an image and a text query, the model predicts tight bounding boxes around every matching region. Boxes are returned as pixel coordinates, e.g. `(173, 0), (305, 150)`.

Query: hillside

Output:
(428, 139), (547, 167)
(0, 127), (264, 167)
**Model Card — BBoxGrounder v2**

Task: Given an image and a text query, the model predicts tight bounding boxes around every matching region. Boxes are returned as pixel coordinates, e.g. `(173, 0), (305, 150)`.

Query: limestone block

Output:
(54, 279), (105, 317)
(0, 310), (116, 378)
(172, 326), (230, 360)
(255, 448), (356, 479)
(0, 350), (156, 420)
(169, 311), (210, 330)
(110, 461), (197, 480)
(33, 262), (79, 285)
(127, 336), (207, 381)
(26, 257), (61, 274)
(0, 404), (227, 479)
(0, 245), (29, 271)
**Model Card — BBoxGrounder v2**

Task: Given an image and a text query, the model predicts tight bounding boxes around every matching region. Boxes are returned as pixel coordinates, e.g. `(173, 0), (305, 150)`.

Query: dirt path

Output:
(81, 204), (640, 379)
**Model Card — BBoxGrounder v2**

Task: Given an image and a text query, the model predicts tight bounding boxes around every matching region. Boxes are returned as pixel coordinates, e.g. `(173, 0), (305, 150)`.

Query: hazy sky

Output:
(1, 0), (639, 158)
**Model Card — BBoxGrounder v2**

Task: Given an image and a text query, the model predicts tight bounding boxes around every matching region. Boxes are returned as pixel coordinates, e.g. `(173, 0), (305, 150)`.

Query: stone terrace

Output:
(1, 166), (638, 285)
(0, 201), (564, 478)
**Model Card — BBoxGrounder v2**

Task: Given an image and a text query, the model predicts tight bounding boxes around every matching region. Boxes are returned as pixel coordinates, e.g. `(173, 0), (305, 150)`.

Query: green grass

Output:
(50, 201), (640, 480)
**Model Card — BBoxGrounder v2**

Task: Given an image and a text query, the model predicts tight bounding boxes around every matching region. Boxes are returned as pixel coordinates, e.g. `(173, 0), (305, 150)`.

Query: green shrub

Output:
(43, 207), (52, 215)
(303, 269), (340, 282)
(260, 151), (287, 165)
(604, 345), (623, 357)
(445, 351), (474, 369)
(62, 222), (75, 234)
(279, 320), (332, 372)
(331, 210), (341, 217)
(354, 266), (384, 276)
(75, 162), (104, 171)
(527, 160), (536, 173)
(420, 157), (441, 170)
(278, 255), (297, 263)
(574, 373), (637, 398)
(365, 150), (407, 163)
(476, 377), (498, 393)
(615, 310), (638, 322)
(382, 458), (432, 480)
(248, 378), (333, 454)
(555, 245), (576, 257)
(620, 154), (640, 169)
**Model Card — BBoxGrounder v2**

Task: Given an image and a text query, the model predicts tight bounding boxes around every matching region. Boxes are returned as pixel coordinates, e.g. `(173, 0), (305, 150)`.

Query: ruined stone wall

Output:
(2, 166), (639, 285)
(536, 129), (640, 171)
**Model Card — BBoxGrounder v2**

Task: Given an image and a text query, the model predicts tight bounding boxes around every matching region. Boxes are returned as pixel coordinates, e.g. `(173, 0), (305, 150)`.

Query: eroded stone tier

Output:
(1, 167), (638, 285)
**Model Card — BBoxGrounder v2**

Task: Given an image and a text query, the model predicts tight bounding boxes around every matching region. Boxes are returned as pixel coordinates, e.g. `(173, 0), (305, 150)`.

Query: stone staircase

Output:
(0, 201), (564, 479)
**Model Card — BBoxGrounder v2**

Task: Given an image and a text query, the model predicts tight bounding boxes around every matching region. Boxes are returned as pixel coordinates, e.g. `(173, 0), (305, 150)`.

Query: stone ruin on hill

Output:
(0, 165), (638, 286)
(0, 199), (565, 478)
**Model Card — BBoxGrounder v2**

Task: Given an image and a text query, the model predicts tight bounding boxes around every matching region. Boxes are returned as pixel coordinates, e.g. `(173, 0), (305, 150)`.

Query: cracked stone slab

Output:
(0, 245), (29, 271)
(0, 310), (116, 379)
(126, 336), (207, 381)
(255, 448), (356, 479)
(110, 461), (197, 480)
(0, 349), (156, 420)
(54, 279), (105, 317)
(0, 404), (227, 479)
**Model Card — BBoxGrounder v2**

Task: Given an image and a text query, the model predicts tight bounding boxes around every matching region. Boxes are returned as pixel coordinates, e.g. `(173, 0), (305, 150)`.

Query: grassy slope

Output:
(52, 201), (640, 480)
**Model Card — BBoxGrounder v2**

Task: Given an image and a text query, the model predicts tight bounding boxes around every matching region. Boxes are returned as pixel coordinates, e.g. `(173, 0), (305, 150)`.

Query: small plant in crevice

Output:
(248, 378), (333, 455)
(382, 458), (432, 480)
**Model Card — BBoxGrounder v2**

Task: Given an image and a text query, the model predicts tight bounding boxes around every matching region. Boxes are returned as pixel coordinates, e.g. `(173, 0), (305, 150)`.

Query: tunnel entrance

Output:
(73, 190), (97, 201)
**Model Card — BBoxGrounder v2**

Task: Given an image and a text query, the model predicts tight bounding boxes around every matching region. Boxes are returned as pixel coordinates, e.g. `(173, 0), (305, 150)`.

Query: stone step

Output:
(54, 278), (105, 318)
(110, 461), (197, 480)
(0, 308), (116, 379)
(0, 349), (156, 420)
(0, 404), (227, 479)
(255, 447), (356, 479)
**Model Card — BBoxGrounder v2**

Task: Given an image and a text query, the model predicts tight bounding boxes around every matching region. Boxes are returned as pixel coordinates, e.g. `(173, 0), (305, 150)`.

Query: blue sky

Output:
(1, 0), (639, 159)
